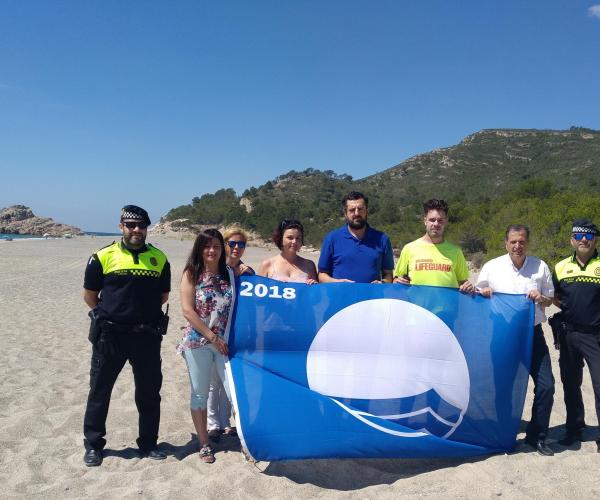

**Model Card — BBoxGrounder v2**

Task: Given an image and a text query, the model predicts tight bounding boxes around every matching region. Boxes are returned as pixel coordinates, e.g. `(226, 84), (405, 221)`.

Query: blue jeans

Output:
(525, 324), (555, 441)
(183, 343), (230, 411)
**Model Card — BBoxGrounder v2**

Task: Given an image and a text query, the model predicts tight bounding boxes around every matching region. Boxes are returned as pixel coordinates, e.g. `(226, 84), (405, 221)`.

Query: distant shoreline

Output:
(0, 231), (120, 240)
(0, 233), (45, 240)
(83, 231), (121, 236)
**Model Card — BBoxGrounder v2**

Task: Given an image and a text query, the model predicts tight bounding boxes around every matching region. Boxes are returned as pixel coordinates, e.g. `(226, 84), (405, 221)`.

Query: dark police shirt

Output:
(553, 250), (600, 328)
(84, 241), (171, 325)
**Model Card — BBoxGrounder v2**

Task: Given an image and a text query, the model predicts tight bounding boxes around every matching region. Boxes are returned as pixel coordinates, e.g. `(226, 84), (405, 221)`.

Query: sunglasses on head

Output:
(227, 240), (246, 249)
(572, 232), (595, 241)
(280, 219), (303, 232)
(123, 221), (148, 229)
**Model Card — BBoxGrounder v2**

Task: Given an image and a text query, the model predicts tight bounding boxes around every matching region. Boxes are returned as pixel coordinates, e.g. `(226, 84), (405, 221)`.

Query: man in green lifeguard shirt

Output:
(393, 199), (475, 292)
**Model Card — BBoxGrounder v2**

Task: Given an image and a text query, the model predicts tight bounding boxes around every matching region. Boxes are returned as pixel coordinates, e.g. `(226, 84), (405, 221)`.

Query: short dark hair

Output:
(342, 191), (368, 211)
(423, 199), (449, 216)
(504, 224), (530, 241)
(272, 219), (304, 250)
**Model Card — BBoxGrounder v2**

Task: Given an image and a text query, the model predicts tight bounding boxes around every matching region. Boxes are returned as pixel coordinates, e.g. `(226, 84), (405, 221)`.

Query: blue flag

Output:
(226, 276), (534, 461)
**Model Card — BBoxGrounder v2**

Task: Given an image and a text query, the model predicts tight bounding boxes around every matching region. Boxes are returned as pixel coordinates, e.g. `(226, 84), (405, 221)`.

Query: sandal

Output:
(199, 444), (215, 463)
(223, 427), (238, 437)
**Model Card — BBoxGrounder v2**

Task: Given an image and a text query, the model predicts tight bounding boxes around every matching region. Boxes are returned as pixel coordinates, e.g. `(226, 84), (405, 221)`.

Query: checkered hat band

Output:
(122, 210), (145, 220)
(572, 226), (596, 234)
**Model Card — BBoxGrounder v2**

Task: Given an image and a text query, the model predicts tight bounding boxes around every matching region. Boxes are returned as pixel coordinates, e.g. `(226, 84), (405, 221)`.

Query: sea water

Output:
(0, 233), (44, 240)
(0, 232), (120, 240)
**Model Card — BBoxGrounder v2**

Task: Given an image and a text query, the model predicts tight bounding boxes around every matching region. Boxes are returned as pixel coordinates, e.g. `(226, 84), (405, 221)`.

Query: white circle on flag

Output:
(306, 298), (470, 414)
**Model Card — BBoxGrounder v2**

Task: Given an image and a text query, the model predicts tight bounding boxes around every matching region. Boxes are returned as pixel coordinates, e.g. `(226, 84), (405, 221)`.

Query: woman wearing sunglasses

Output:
(206, 227), (253, 443)
(223, 227), (255, 277)
(178, 228), (235, 463)
(258, 219), (318, 284)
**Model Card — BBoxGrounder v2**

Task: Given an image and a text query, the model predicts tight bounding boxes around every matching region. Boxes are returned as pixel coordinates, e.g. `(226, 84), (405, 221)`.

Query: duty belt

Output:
(102, 318), (164, 335)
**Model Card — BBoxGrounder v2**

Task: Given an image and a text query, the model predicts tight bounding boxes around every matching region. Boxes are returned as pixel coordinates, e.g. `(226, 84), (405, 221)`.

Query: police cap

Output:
(572, 218), (598, 235)
(121, 205), (151, 225)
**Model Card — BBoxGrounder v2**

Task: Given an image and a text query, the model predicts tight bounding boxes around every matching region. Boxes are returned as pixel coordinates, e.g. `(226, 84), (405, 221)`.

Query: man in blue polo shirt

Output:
(318, 191), (394, 283)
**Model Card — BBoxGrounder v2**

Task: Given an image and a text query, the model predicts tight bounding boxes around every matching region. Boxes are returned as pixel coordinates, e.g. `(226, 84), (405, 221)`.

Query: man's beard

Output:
(123, 233), (146, 249)
(347, 218), (367, 230)
(426, 228), (444, 239)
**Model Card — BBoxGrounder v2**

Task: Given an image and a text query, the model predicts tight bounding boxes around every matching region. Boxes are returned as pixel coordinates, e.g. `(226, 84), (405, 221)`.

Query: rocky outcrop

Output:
(239, 197), (253, 213)
(0, 205), (83, 236)
(149, 219), (198, 240)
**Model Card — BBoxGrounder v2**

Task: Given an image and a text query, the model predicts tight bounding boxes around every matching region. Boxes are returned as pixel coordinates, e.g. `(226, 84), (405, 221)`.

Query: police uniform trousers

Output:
(525, 324), (555, 441)
(559, 327), (600, 440)
(83, 332), (162, 452)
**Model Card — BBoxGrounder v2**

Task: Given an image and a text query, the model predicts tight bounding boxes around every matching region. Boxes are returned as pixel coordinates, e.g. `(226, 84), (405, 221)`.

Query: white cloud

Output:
(589, 4), (600, 19)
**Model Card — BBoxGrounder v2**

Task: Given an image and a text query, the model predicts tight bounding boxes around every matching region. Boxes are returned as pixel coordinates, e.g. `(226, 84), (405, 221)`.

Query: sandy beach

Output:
(1, 235), (599, 499)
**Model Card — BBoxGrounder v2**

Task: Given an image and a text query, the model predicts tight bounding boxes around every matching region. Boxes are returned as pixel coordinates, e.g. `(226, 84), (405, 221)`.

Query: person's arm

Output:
(239, 263), (255, 275)
(381, 269), (393, 283)
(83, 289), (99, 308)
(318, 271), (353, 283)
(456, 249), (474, 294)
(180, 272), (228, 355)
(305, 260), (319, 285)
(317, 271), (331, 282)
(160, 260), (171, 305)
(526, 261), (553, 307)
(551, 267), (561, 308)
(377, 237), (394, 284)
(527, 264), (553, 306)
(552, 292), (561, 308)
(476, 263), (492, 297)
(458, 279), (475, 293)
(317, 235), (352, 283)
(257, 258), (271, 277)
(393, 247), (411, 284)
(83, 253), (103, 308)
(527, 289), (553, 307)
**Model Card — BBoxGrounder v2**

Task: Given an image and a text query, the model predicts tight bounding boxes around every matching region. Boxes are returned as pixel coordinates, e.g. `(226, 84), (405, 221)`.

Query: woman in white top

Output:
(258, 219), (318, 284)
(207, 227), (253, 442)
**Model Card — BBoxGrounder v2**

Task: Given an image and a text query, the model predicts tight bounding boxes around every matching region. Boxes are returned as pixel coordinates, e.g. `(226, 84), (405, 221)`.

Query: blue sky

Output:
(2, 1), (600, 232)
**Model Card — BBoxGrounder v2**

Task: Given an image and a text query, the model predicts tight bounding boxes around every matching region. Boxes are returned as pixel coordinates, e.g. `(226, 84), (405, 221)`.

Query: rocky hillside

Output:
(162, 127), (600, 265)
(361, 127), (600, 203)
(0, 205), (83, 236)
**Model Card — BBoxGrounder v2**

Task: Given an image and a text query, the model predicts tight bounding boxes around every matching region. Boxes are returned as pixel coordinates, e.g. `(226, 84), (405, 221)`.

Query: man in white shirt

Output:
(477, 224), (555, 456)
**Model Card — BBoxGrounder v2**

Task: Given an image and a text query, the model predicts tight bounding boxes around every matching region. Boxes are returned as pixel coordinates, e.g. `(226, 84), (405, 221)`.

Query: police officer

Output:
(82, 205), (171, 466)
(553, 219), (600, 452)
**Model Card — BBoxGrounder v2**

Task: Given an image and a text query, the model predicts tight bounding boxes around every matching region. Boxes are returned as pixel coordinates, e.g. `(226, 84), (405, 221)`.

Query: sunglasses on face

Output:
(123, 221), (148, 229)
(572, 233), (595, 241)
(227, 240), (246, 249)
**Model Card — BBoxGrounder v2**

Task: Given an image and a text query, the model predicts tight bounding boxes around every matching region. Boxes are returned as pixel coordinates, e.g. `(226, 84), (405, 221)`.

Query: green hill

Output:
(164, 127), (600, 266)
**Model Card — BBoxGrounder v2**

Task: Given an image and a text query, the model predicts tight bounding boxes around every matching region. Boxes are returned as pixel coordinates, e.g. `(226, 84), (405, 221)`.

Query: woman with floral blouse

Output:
(178, 228), (235, 463)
